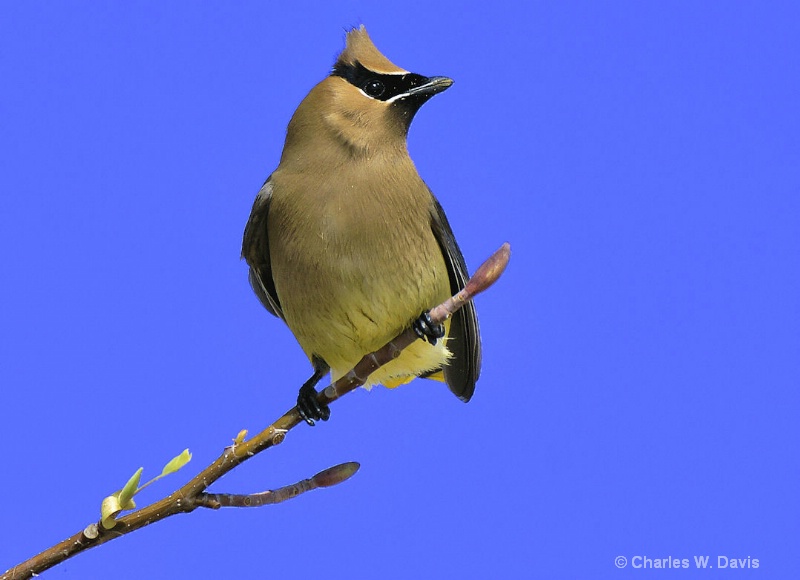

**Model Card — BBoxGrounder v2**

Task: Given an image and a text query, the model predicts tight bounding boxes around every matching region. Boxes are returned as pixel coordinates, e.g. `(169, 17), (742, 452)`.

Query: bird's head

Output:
(283, 26), (452, 159)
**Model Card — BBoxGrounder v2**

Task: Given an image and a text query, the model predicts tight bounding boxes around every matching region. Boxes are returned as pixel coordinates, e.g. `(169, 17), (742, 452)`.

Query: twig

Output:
(197, 462), (361, 508)
(1, 242), (510, 580)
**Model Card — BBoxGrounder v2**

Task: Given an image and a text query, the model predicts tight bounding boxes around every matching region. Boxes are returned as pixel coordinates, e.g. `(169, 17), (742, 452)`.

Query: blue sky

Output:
(1, 2), (798, 578)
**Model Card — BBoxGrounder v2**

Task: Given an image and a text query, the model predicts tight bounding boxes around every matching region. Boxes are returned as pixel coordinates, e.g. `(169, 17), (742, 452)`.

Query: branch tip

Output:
(464, 242), (511, 298)
(311, 462), (361, 488)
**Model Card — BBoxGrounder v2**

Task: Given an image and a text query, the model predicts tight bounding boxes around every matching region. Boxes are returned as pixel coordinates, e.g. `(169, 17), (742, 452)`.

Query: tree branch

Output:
(1, 242), (510, 580)
(197, 462), (361, 508)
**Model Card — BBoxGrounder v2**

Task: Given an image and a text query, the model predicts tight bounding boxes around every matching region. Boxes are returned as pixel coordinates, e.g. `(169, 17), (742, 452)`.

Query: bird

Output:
(242, 25), (480, 425)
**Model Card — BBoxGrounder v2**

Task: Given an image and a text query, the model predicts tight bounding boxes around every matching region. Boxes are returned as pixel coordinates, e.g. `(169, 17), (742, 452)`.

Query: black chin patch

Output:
(332, 60), (430, 102)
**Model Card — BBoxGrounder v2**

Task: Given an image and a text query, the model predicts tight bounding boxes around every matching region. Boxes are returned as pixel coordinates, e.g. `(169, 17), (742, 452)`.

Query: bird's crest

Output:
(336, 25), (407, 75)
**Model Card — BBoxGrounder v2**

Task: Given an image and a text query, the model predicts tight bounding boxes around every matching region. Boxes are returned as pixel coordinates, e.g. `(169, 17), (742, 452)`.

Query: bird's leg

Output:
(412, 310), (445, 345)
(297, 356), (331, 426)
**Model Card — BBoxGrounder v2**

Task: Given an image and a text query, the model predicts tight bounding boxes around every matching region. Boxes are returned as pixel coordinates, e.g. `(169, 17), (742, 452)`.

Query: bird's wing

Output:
(429, 197), (482, 401)
(241, 178), (284, 321)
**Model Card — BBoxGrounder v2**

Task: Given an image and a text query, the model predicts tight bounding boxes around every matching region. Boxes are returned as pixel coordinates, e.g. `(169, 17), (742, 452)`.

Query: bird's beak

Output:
(405, 76), (453, 98)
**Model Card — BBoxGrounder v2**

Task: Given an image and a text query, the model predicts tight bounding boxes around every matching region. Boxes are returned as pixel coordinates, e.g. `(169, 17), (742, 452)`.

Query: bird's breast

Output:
(267, 168), (450, 380)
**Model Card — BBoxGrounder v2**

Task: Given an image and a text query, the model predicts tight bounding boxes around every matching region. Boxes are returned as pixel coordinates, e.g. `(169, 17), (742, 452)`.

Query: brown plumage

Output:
(242, 26), (480, 423)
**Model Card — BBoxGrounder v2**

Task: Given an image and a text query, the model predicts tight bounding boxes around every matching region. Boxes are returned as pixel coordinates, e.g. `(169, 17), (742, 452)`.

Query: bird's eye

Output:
(363, 79), (385, 98)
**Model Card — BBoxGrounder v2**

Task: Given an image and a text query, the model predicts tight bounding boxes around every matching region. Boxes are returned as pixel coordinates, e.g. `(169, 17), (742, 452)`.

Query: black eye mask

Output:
(332, 60), (430, 102)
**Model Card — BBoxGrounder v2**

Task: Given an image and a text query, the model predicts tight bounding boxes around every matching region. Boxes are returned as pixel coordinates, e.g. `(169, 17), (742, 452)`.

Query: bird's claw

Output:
(297, 383), (330, 426)
(412, 310), (445, 345)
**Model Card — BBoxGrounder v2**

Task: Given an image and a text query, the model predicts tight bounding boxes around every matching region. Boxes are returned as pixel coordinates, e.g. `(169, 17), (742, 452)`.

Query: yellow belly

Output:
(271, 228), (452, 388)
(267, 165), (451, 389)
(280, 268), (452, 388)
(330, 320), (452, 388)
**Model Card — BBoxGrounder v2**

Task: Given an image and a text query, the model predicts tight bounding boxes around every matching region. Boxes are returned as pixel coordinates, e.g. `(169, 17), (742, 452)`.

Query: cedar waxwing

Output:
(242, 26), (480, 425)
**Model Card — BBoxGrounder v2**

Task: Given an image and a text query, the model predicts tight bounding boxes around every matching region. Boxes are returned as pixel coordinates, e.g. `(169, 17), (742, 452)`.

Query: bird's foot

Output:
(412, 310), (445, 345)
(297, 383), (330, 426)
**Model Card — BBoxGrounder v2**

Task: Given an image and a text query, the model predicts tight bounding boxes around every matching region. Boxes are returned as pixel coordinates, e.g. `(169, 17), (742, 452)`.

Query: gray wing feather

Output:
(242, 179), (284, 321)
(430, 198), (482, 401)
